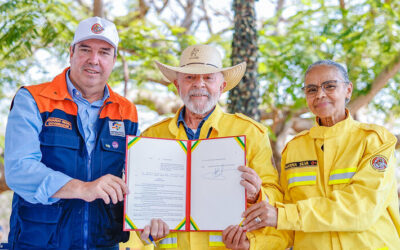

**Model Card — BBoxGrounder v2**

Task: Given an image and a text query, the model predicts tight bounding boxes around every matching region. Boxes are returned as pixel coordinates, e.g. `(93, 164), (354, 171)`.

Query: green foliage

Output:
(110, 17), (198, 88)
(1, 0), (400, 168)
(0, 0), (203, 95)
(258, 0), (400, 117)
(2, 0), (400, 127)
(0, 0), (75, 88)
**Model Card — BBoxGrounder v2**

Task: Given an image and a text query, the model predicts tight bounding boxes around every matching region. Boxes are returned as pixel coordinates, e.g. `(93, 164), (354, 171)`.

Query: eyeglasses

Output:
(302, 80), (348, 97)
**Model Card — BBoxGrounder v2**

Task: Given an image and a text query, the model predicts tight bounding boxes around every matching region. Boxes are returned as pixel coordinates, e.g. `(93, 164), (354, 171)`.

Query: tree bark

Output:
(93, 0), (104, 17)
(0, 163), (10, 194)
(228, 0), (259, 120)
(120, 53), (129, 98)
(139, 0), (150, 18)
(200, 0), (213, 34)
(151, 0), (170, 14)
(179, 0), (196, 32)
(339, 0), (345, 9)
(348, 52), (400, 114)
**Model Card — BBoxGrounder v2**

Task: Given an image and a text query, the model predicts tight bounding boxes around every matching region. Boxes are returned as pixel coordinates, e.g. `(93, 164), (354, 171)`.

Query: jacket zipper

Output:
(83, 156), (91, 250)
(71, 97), (90, 250)
(82, 100), (113, 249)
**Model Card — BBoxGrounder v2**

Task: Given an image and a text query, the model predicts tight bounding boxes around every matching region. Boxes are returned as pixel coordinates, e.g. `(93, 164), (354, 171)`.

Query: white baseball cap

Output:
(72, 16), (119, 52)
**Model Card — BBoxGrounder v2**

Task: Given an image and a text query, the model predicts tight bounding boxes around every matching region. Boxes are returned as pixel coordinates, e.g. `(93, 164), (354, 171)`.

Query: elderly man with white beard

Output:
(130, 44), (289, 250)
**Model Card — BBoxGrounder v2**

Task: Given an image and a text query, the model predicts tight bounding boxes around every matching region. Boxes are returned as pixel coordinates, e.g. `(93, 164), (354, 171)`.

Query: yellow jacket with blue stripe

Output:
(120, 105), (289, 250)
(277, 113), (400, 250)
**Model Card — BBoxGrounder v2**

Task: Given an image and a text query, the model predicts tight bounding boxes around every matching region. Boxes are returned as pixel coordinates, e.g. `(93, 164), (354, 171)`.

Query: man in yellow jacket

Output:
(121, 44), (289, 250)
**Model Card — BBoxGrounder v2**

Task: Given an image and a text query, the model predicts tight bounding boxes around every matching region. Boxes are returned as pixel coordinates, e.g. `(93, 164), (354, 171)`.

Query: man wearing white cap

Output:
(5, 17), (138, 249)
(132, 44), (289, 249)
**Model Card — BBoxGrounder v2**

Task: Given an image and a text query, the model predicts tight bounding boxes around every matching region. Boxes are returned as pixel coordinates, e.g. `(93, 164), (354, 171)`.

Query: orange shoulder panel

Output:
(100, 91), (138, 122)
(25, 83), (77, 116)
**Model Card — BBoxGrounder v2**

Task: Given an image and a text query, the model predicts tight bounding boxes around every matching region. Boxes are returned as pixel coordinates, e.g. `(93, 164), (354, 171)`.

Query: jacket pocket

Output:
(39, 133), (80, 176)
(100, 138), (125, 176)
(17, 204), (62, 248)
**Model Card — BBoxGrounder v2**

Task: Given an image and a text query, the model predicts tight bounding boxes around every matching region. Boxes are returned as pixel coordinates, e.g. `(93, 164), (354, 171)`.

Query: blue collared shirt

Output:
(177, 107), (214, 140)
(4, 71), (109, 205)
(66, 70), (109, 155)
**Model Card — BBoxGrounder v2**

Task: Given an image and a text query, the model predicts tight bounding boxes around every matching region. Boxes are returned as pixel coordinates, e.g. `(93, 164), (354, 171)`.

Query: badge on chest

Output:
(109, 121), (125, 137)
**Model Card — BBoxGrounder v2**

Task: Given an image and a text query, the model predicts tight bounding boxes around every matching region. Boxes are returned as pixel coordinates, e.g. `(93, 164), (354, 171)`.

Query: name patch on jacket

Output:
(109, 121), (125, 137)
(45, 117), (72, 130)
(285, 160), (318, 170)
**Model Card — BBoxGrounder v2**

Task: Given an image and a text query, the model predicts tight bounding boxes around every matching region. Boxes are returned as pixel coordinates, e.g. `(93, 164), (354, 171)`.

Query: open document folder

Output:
(123, 135), (246, 232)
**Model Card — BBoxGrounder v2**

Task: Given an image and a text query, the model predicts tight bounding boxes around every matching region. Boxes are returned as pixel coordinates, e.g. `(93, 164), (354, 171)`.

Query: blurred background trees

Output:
(1, 0), (400, 190)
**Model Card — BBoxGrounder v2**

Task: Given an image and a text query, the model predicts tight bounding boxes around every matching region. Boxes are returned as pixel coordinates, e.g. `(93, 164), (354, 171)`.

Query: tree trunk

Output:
(179, 0), (196, 33)
(227, 0), (259, 121)
(0, 163), (10, 194)
(93, 0), (104, 17)
(120, 53), (129, 98)
(348, 52), (400, 114)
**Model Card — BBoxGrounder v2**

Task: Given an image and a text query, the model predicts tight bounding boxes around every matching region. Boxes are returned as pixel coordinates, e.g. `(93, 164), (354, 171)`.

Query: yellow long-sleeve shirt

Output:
(277, 113), (400, 250)
(121, 105), (289, 250)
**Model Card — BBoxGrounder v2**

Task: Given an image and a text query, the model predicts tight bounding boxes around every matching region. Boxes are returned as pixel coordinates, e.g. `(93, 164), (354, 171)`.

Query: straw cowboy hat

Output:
(155, 44), (247, 92)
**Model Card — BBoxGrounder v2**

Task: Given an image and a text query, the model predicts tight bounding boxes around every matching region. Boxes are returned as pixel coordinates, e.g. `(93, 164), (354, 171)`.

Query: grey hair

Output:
(305, 60), (350, 83)
(305, 60), (351, 104)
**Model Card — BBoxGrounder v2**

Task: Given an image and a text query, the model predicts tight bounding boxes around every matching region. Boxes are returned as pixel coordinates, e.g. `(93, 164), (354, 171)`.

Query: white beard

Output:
(180, 88), (220, 115)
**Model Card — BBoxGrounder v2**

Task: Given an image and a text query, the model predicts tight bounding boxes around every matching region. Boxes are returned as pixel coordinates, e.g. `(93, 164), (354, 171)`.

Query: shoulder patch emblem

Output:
(45, 117), (72, 130)
(370, 155), (388, 172)
(109, 121), (125, 137)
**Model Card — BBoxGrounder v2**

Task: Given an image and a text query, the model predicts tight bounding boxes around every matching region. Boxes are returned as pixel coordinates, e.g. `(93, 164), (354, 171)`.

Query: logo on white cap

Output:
(72, 17), (119, 51)
(91, 23), (104, 34)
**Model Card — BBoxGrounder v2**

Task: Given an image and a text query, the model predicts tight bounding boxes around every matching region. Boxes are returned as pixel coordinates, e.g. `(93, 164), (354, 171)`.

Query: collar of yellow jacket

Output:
(168, 104), (224, 138)
(309, 109), (354, 139)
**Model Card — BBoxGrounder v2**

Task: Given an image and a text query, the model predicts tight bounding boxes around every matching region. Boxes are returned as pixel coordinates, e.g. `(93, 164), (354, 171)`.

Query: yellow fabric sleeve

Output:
(277, 149), (295, 246)
(244, 132), (290, 249)
(247, 227), (290, 250)
(278, 135), (396, 232)
(248, 132), (283, 205)
(119, 232), (154, 250)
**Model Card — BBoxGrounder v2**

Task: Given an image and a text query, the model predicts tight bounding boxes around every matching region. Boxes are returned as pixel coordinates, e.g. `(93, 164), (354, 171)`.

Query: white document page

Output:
(190, 136), (246, 230)
(125, 136), (187, 230)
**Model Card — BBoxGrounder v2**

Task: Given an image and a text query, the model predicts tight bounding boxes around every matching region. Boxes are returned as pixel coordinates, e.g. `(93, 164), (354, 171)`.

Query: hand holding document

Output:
(124, 136), (246, 232)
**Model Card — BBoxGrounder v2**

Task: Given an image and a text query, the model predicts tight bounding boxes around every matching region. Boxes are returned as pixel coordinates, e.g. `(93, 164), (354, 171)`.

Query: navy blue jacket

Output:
(7, 68), (138, 249)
